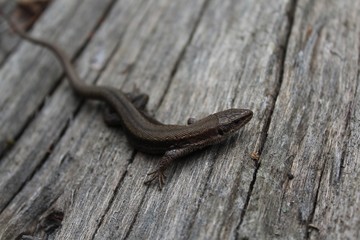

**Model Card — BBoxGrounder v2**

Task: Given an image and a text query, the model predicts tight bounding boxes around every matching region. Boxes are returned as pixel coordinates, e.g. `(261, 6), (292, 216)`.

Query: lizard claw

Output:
(144, 169), (167, 190)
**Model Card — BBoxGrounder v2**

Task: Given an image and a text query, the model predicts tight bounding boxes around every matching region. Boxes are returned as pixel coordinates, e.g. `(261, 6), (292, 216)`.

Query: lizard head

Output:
(169, 108), (253, 151)
(214, 108), (253, 137)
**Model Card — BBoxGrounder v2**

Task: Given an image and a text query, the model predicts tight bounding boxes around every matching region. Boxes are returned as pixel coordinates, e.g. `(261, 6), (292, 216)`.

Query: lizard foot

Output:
(144, 169), (167, 190)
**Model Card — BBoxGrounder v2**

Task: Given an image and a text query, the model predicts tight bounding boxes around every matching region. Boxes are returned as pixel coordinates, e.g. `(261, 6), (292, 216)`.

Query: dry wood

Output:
(0, 0), (358, 239)
(239, 0), (360, 239)
(0, 1), (19, 64)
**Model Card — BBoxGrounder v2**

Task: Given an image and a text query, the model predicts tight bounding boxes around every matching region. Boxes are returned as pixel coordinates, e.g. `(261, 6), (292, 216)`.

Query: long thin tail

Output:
(0, 10), (98, 97)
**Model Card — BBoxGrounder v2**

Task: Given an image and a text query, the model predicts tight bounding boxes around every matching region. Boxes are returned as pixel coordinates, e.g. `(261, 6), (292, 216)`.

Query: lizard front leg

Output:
(144, 147), (195, 190)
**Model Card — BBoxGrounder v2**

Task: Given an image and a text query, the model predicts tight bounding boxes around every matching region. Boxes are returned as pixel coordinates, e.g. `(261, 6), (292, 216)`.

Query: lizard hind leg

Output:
(103, 90), (150, 127)
(125, 91), (149, 110)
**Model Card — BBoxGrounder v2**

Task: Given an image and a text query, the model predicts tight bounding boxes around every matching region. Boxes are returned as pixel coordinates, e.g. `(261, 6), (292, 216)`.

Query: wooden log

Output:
(0, 0), (358, 239)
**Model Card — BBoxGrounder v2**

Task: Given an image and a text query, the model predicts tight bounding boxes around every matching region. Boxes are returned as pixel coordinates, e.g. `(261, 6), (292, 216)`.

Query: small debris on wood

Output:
(12, 0), (52, 30)
(308, 224), (320, 231)
(287, 173), (294, 180)
(250, 151), (260, 161)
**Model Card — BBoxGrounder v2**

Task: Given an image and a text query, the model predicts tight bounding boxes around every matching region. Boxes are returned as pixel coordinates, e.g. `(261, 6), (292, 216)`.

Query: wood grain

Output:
(239, 0), (359, 239)
(0, 0), (358, 239)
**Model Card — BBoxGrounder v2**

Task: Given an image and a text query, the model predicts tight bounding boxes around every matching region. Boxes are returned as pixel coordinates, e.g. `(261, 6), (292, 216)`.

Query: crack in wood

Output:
(184, 145), (222, 239)
(122, 185), (150, 240)
(0, 0), (116, 159)
(155, 0), (211, 112)
(91, 152), (133, 239)
(235, 0), (299, 237)
(0, 117), (71, 214)
(337, 101), (353, 182)
(0, 0), (122, 226)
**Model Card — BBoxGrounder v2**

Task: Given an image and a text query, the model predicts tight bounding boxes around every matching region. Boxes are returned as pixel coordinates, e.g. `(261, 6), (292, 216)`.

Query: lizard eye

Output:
(234, 119), (241, 124)
(217, 128), (224, 136)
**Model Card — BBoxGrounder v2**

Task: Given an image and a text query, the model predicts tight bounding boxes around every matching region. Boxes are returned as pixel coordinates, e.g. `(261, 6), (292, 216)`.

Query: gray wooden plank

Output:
(0, 1), (19, 64)
(0, 0), (116, 226)
(0, 0), (358, 239)
(0, 0), (291, 238)
(0, 1), (119, 213)
(239, 0), (359, 239)
(57, 0), (213, 239)
(309, 1), (360, 239)
(0, 0), (112, 155)
(0, 0), (211, 238)
(123, 0), (293, 239)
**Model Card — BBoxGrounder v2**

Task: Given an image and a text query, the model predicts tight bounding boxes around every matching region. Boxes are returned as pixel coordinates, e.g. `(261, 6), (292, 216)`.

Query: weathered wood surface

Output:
(0, 0), (358, 239)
